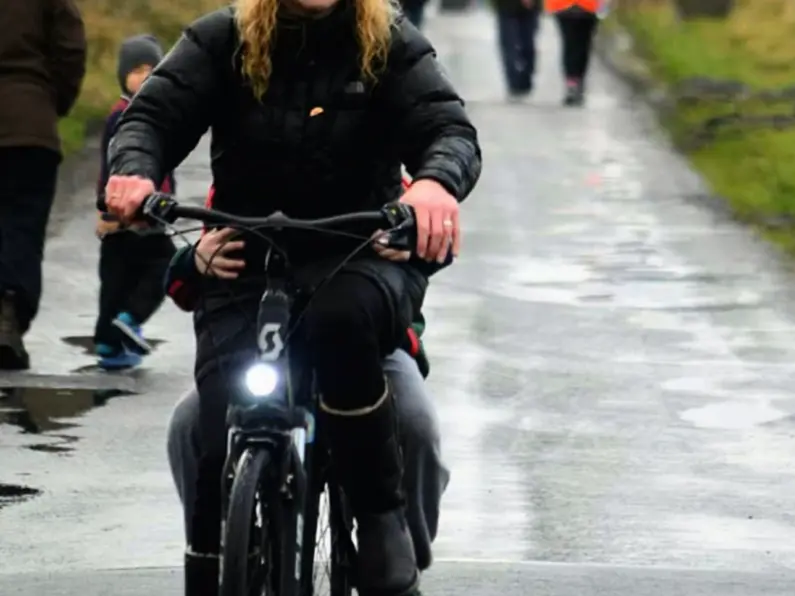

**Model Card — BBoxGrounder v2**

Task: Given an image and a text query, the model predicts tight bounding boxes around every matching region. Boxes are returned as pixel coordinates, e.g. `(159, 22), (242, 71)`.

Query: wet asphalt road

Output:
(3, 8), (795, 594)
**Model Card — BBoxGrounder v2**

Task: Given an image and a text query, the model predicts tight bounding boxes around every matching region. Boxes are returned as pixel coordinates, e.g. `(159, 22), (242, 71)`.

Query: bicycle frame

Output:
(220, 272), (317, 596)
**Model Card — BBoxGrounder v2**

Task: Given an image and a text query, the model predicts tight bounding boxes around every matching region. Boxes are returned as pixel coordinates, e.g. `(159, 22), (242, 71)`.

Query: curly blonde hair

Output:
(235, 0), (397, 99)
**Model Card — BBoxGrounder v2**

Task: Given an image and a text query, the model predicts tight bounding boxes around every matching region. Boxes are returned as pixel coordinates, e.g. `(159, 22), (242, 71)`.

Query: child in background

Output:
(94, 34), (177, 370)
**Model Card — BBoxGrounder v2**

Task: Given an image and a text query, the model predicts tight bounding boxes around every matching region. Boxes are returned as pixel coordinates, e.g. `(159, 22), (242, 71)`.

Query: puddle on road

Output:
(0, 386), (134, 453)
(679, 401), (789, 430)
(0, 484), (41, 510)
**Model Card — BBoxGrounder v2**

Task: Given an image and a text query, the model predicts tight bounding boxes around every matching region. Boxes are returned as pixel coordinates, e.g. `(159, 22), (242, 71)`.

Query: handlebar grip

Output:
(381, 201), (414, 228)
(380, 201), (416, 251)
(379, 200), (455, 274)
(139, 193), (179, 224)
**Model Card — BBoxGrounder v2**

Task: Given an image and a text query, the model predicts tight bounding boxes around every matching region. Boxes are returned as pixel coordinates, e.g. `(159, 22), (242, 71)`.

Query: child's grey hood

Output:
(117, 34), (164, 94)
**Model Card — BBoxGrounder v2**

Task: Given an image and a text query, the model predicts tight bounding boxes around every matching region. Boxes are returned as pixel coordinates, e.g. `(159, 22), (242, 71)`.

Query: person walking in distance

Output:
(94, 35), (177, 370)
(494, 0), (542, 99)
(0, 0), (86, 370)
(546, 0), (606, 106)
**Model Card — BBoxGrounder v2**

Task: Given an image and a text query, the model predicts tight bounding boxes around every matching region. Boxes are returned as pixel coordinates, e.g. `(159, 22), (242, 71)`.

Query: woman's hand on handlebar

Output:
(194, 227), (246, 279)
(399, 179), (460, 264)
(105, 175), (156, 222)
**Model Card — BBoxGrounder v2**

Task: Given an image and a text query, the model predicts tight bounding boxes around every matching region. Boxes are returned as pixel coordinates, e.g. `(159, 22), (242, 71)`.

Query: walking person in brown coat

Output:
(0, 0), (87, 369)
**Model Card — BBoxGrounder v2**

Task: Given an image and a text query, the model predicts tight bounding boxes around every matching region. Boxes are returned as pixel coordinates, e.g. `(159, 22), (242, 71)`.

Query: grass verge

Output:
(612, 0), (795, 250)
(62, 0), (226, 156)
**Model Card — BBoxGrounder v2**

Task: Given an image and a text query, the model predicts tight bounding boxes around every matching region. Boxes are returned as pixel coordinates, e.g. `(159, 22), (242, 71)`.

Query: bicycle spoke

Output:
(248, 490), (274, 596)
(312, 489), (333, 595)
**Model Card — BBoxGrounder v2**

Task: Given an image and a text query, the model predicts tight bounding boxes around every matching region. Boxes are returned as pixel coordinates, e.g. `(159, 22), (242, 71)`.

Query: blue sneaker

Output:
(112, 312), (152, 355)
(95, 342), (116, 357)
(98, 347), (142, 371)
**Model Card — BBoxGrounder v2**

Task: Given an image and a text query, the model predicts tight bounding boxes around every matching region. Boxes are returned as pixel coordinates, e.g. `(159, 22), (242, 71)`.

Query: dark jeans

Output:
(556, 12), (599, 80)
(94, 231), (176, 347)
(0, 147), (60, 333)
(496, 8), (541, 94)
(190, 258), (427, 554)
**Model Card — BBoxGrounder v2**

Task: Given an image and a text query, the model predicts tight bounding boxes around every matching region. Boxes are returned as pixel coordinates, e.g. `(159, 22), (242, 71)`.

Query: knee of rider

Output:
(400, 401), (442, 458)
(167, 390), (199, 442)
(402, 409), (450, 496)
(166, 390), (201, 465)
(306, 299), (378, 362)
(194, 378), (237, 458)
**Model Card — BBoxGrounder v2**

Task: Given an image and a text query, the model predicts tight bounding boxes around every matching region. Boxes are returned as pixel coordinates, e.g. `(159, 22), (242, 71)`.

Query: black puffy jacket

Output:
(108, 5), (481, 264)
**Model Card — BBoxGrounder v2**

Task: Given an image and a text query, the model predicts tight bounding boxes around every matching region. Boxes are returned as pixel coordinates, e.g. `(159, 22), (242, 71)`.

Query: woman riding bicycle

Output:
(103, 0), (481, 594)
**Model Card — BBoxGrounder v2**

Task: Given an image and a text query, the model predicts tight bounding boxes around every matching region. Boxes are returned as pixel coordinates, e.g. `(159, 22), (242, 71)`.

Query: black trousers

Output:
(556, 12), (599, 80)
(496, 7), (541, 93)
(94, 232), (176, 347)
(0, 147), (60, 333)
(189, 258), (427, 553)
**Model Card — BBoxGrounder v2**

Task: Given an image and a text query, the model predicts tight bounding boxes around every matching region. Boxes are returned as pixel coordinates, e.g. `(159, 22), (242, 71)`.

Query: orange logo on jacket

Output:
(545, 0), (601, 13)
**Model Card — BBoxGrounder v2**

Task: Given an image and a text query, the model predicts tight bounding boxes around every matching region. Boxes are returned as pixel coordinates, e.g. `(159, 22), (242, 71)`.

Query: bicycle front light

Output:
(244, 362), (280, 397)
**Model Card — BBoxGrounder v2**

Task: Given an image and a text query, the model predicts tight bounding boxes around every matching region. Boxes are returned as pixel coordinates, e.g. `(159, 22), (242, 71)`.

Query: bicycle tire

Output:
(301, 477), (355, 596)
(221, 447), (277, 596)
(328, 484), (355, 596)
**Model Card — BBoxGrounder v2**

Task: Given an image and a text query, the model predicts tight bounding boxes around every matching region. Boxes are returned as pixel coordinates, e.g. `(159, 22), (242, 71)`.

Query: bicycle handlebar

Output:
(139, 193), (416, 234)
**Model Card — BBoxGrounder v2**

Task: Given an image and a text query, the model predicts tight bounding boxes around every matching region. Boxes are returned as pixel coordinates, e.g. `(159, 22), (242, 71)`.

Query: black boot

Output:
(323, 388), (420, 596)
(356, 510), (420, 596)
(184, 549), (219, 596)
(0, 291), (29, 370)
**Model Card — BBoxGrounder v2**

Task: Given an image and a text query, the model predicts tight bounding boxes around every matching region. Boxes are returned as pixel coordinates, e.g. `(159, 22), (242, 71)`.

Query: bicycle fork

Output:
(290, 408), (316, 575)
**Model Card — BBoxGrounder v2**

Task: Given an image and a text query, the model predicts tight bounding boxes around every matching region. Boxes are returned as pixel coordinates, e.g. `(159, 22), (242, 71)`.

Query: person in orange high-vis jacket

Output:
(545, 0), (600, 11)
(545, 0), (608, 106)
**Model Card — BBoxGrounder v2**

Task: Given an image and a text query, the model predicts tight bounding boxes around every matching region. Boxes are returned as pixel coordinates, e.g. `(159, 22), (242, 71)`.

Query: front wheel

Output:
(301, 475), (356, 596)
(221, 448), (278, 596)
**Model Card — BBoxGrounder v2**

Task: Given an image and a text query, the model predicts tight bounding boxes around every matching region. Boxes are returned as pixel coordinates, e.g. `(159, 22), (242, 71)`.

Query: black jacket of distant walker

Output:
(106, 5), (481, 267)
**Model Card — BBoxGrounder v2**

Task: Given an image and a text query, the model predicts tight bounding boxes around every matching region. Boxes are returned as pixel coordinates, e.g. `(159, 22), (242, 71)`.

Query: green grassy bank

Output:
(61, 0), (225, 155)
(613, 0), (795, 249)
